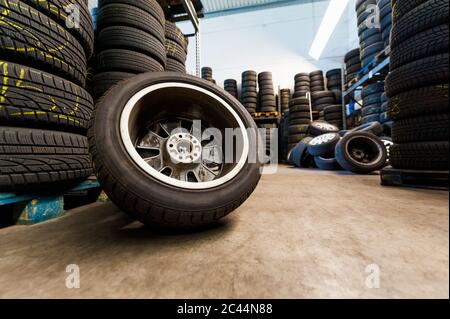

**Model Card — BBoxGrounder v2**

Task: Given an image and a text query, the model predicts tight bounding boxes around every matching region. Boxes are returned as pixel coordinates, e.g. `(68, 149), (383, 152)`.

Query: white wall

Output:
(179, 0), (359, 90)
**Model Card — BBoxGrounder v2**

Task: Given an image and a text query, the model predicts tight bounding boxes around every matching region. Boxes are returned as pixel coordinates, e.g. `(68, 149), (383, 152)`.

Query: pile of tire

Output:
(165, 21), (189, 73)
(279, 112), (290, 162)
(324, 105), (344, 129)
(241, 71), (258, 114)
(361, 82), (385, 124)
(290, 122), (390, 174)
(386, 0), (449, 171)
(224, 79), (239, 99)
(202, 67), (213, 82)
(288, 97), (311, 151)
(257, 72), (277, 112)
(311, 91), (335, 112)
(345, 48), (362, 87)
(377, 0), (392, 48)
(379, 92), (392, 128)
(326, 69), (342, 91)
(0, 0), (95, 192)
(356, 0), (384, 67)
(293, 73), (310, 98)
(259, 123), (278, 157)
(309, 71), (325, 93)
(93, 0), (166, 100)
(280, 89), (291, 113)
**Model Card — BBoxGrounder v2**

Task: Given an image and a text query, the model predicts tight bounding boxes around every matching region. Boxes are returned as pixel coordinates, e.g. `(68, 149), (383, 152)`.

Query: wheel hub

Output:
(166, 133), (202, 164)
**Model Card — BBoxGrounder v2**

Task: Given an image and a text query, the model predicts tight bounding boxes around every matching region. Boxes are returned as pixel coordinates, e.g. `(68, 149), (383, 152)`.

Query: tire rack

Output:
(341, 46), (391, 130)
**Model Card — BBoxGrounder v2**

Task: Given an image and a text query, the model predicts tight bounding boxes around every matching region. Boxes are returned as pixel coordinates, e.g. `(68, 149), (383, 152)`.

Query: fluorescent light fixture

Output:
(309, 0), (351, 60)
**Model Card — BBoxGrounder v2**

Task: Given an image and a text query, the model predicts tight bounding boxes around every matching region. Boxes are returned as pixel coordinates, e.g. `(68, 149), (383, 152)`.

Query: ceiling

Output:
(201, 0), (322, 15)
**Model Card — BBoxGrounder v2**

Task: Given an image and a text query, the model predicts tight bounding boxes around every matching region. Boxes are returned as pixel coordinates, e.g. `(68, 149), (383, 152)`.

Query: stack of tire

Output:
(361, 82), (385, 124)
(326, 69), (342, 91)
(309, 71), (326, 93)
(0, 0), (95, 192)
(257, 72), (277, 112)
(386, 0), (449, 171)
(93, 0), (166, 100)
(241, 71), (258, 114)
(280, 89), (291, 113)
(324, 105), (344, 129)
(224, 79), (239, 99)
(379, 92), (391, 128)
(345, 48), (362, 87)
(311, 91), (335, 112)
(288, 97), (312, 151)
(202, 67), (213, 82)
(357, 0), (384, 67)
(165, 21), (188, 73)
(378, 0), (392, 48)
(279, 112), (290, 162)
(293, 73), (310, 98)
(259, 123), (278, 157)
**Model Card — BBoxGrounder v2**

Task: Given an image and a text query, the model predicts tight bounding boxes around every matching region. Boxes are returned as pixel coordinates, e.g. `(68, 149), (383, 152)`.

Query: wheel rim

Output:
(310, 133), (336, 145)
(347, 136), (383, 165)
(120, 82), (250, 190)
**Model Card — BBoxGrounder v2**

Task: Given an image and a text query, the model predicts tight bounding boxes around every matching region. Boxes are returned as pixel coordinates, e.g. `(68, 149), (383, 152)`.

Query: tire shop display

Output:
(280, 89), (291, 113)
(345, 48), (362, 87)
(224, 79), (239, 99)
(257, 72), (277, 113)
(93, 0), (166, 99)
(202, 67), (213, 82)
(0, 0), (94, 192)
(293, 72), (311, 98)
(89, 72), (262, 228)
(241, 70), (258, 114)
(326, 69), (342, 91)
(356, 0), (384, 67)
(309, 70), (325, 93)
(288, 97), (311, 150)
(361, 82), (385, 124)
(378, 0), (392, 48)
(165, 21), (189, 73)
(386, 0), (449, 171)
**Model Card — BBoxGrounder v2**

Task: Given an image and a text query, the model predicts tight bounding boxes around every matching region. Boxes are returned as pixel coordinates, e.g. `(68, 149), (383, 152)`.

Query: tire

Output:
(362, 104), (382, 116)
(307, 133), (341, 156)
(362, 82), (385, 98)
(97, 26), (166, 66)
(324, 113), (343, 121)
(99, 0), (165, 27)
(92, 72), (135, 99)
(324, 105), (342, 114)
(386, 53), (449, 98)
(390, 142), (449, 170)
(96, 49), (164, 73)
(0, 61), (94, 133)
(390, 24), (449, 70)
(0, 127), (92, 192)
(291, 137), (314, 168)
(166, 39), (187, 64)
(166, 58), (186, 73)
(0, 0), (87, 86)
(289, 124), (310, 134)
(390, 0), (449, 48)
(22, 0), (94, 59)
(88, 72), (262, 228)
(314, 155), (342, 171)
(363, 93), (382, 106)
(309, 121), (339, 137)
(335, 132), (387, 174)
(387, 84), (449, 120)
(392, 113), (449, 143)
(165, 21), (188, 51)
(350, 122), (384, 135)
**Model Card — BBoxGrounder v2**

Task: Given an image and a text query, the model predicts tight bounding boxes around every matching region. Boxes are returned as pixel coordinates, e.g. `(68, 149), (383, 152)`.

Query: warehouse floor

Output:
(0, 166), (448, 299)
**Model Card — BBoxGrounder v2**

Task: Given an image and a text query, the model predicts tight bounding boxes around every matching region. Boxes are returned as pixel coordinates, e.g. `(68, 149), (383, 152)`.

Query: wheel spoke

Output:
(202, 144), (223, 164)
(136, 131), (165, 150)
(193, 164), (218, 182)
(143, 155), (164, 171)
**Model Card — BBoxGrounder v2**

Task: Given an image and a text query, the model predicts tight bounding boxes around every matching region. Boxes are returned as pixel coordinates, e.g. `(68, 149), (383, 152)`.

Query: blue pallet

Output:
(0, 179), (101, 225)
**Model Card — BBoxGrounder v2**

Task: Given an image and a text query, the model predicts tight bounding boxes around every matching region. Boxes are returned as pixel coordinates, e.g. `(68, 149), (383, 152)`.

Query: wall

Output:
(179, 0), (359, 90)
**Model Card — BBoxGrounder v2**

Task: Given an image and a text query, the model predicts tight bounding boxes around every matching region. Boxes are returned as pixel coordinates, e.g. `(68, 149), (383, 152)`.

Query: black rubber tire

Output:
(0, 61), (93, 133)
(97, 3), (164, 38)
(165, 21), (188, 52)
(166, 58), (186, 73)
(390, 0), (449, 49)
(324, 105), (342, 114)
(345, 48), (361, 62)
(362, 82), (385, 98)
(392, 0), (428, 22)
(387, 84), (449, 120)
(362, 114), (382, 124)
(166, 39), (187, 64)
(362, 104), (382, 116)
(307, 133), (341, 156)
(292, 91), (309, 98)
(99, 0), (165, 27)
(350, 122), (384, 136)
(335, 132), (387, 174)
(88, 72), (262, 228)
(290, 118), (311, 125)
(361, 42), (384, 60)
(0, 127), (92, 192)
(289, 124), (310, 135)
(291, 137), (314, 168)
(92, 72), (135, 99)
(22, 0), (94, 59)
(0, 0), (87, 86)
(314, 155), (342, 171)
(309, 121), (339, 137)
(324, 113), (343, 121)
(97, 26), (166, 66)
(363, 93), (382, 106)
(96, 49), (164, 73)
(390, 24), (449, 70)
(385, 53), (449, 98)
(392, 113), (449, 143)
(390, 141), (449, 170)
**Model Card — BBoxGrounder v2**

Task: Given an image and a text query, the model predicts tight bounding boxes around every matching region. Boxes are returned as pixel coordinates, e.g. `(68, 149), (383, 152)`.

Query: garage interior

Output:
(0, 0), (448, 300)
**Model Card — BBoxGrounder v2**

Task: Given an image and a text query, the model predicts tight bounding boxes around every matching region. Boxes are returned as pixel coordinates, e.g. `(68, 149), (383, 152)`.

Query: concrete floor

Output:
(0, 166), (448, 299)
